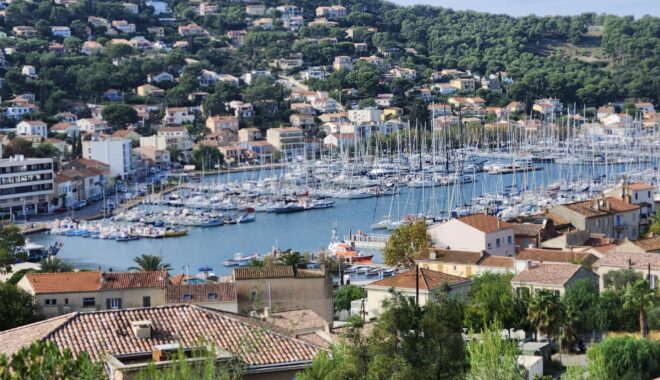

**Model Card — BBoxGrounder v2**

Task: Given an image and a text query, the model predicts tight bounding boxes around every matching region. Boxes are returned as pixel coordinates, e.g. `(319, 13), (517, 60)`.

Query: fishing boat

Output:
(16, 240), (62, 262)
(327, 227), (373, 264)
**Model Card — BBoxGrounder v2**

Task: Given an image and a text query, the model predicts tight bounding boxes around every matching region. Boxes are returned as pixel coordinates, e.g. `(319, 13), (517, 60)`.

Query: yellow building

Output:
(415, 248), (486, 278)
(381, 107), (404, 121)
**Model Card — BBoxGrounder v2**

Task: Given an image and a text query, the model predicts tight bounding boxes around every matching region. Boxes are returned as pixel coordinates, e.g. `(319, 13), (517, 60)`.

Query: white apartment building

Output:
(266, 127), (304, 160)
(16, 120), (48, 139)
(348, 108), (383, 124)
(83, 139), (132, 178)
(0, 156), (54, 217)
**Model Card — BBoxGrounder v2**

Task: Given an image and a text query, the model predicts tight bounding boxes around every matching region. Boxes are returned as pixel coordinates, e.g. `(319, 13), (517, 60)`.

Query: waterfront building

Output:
(0, 156), (54, 217)
(232, 266), (333, 323)
(429, 214), (516, 256)
(140, 127), (193, 154)
(0, 304), (319, 379)
(511, 263), (598, 297)
(266, 127), (305, 159)
(348, 108), (382, 124)
(364, 268), (470, 318)
(82, 138), (132, 178)
(238, 127), (261, 142)
(206, 115), (239, 133)
(132, 146), (171, 165)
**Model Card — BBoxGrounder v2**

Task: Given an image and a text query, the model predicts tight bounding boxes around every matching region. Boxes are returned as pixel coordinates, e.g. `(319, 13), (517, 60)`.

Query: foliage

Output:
(129, 254), (172, 272)
(276, 250), (306, 273)
(382, 219), (430, 268)
(603, 269), (642, 291)
(192, 145), (224, 170)
(622, 279), (658, 338)
(563, 279), (601, 333)
(527, 290), (564, 340)
(366, 291), (467, 379)
(0, 340), (104, 379)
(33, 142), (59, 159)
(464, 273), (523, 331)
(0, 225), (26, 274)
(38, 258), (74, 273)
(5, 268), (35, 285)
(135, 345), (240, 380)
(0, 282), (39, 331)
(101, 103), (139, 129)
(586, 336), (660, 380)
(466, 322), (525, 380)
(334, 285), (366, 313)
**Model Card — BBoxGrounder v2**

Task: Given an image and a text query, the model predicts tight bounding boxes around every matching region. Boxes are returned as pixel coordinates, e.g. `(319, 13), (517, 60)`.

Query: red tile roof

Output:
(367, 268), (468, 290)
(101, 271), (167, 289)
(457, 214), (511, 233)
(416, 248), (485, 264)
(511, 263), (588, 286)
(25, 271), (167, 293)
(595, 251), (660, 270)
(165, 282), (236, 303)
(233, 267), (325, 280)
(516, 249), (599, 267)
(0, 305), (320, 366)
(478, 255), (514, 268)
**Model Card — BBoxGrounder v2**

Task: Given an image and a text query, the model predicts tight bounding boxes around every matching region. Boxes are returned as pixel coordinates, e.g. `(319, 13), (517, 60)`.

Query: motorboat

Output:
(223, 252), (260, 266)
(238, 213), (256, 223)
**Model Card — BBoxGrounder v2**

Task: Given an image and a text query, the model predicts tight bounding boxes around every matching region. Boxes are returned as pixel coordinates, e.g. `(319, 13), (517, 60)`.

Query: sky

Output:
(389, 0), (659, 18)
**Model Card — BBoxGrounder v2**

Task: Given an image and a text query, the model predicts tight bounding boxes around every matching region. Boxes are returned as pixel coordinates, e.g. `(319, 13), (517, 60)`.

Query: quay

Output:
(346, 233), (389, 249)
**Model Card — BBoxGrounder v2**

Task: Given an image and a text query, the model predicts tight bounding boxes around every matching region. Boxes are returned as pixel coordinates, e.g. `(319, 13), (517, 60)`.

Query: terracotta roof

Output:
(0, 314), (74, 356)
(559, 201), (608, 218)
(511, 263), (587, 286)
(604, 196), (640, 212)
(0, 305), (320, 366)
(233, 266), (324, 280)
(267, 309), (327, 333)
(516, 249), (599, 267)
(478, 255), (514, 268)
(511, 223), (544, 236)
(101, 272), (167, 289)
(25, 272), (100, 293)
(627, 183), (654, 191)
(25, 271), (167, 293)
(416, 248), (484, 264)
(594, 251), (660, 270)
(165, 282), (236, 303)
(457, 214), (511, 233)
(627, 236), (660, 251)
(367, 268), (468, 291)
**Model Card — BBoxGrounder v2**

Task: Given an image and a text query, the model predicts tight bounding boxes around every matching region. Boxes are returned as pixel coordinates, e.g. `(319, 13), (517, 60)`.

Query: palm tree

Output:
(247, 257), (265, 267)
(39, 258), (74, 273)
(277, 250), (306, 274)
(527, 290), (564, 341)
(623, 279), (657, 338)
(128, 254), (172, 272)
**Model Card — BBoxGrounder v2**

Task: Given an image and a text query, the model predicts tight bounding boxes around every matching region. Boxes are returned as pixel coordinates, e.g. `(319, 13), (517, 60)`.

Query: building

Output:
(315, 5), (347, 19)
(390, 66), (417, 80)
(0, 304), (319, 379)
(510, 219), (558, 249)
(290, 113), (315, 129)
(415, 248), (486, 278)
(233, 266), (333, 322)
(165, 282), (237, 312)
(238, 127), (261, 142)
(266, 127), (305, 159)
(81, 41), (104, 55)
(140, 127), (193, 153)
(178, 23), (205, 36)
(16, 120), (48, 139)
(12, 26), (37, 38)
(147, 71), (174, 84)
(82, 139), (132, 178)
(348, 108), (383, 124)
(450, 78), (475, 92)
(17, 271), (167, 318)
(132, 147), (171, 165)
(206, 116), (239, 133)
(0, 156), (54, 217)
(593, 251), (659, 290)
(533, 98), (563, 115)
(604, 182), (655, 224)
(428, 214), (515, 256)
(226, 30), (247, 46)
(511, 263), (599, 296)
(514, 248), (600, 272)
(162, 107), (194, 125)
(227, 101), (254, 119)
(240, 141), (274, 163)
(51, 26), (71, 37)
(364, 268), (470, 318)
(218, 145), (246, 163)
(333, 56), (352, 71)
(77, 118), (108, 134)
(136, 84), (165, 97)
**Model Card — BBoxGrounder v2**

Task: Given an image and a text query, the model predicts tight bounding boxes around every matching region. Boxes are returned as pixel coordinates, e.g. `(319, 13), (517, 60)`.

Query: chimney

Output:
(130, 320), (153, 339)
(152, 343), (180, 362)
(497, 218), (501, 229)
(593, 198), (599, 210)
(628, 258), (632, 269)
(429, 250), (436, 260)
(263, 307), (271, 319)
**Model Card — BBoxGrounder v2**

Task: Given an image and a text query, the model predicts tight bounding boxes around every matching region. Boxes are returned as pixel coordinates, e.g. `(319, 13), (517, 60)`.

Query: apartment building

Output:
(266, 127), (305, 159)
(0, 156), (54, 217)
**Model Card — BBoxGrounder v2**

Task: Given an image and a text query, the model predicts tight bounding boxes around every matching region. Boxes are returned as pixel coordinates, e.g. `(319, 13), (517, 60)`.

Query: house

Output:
(77, 118), (108, 133)
(266, 127), (304, 159)
(448, 97), (486, 110)
(0, 305), (319, 379)
(112, 129), (141, 142)
(282, 15), (304, 32)
(415, 248), (486, 278)
(550, 196), (641, 241)
(291, 103), (316, 115)
(450, 78), (475, 92)
(51, 26), (71, 37)
(227, 101), (254, 119)
(136, 84), (165, 97)
(514, 248), (600, 272)
(123, 2), (139, 14)
(635, 102), (655, 114)
(130, 36), (153, 51)
(506, 101), (526, 114)
(593, 251), (659, 291)
(616, 236), (660, 253)
(233, 266), (333, 322)
(236, 127), (260, 143)
(16, 120), (48, 139)
(359, 55), (385, 67)
(240, 70), (271, 85)
(323, 133), (355, 149)
(511, 263), (599, 296)
(81, 41), (104, 55)
(348, 108), (382, 123)
(533, 98), (563, 115)
(13, 26), (37, 37)
(290, 113), (315, 128)
(141, 127), (193, 152)
(429, 214), (515, 256)
(252, 17), (274, 30)
(364, 268), (470, 318)
(319, 112), (349, 124)
(240, 141), (274, 163)
(103, 89), (123, 101)
(390, 66), (417, 80)
(311, 97), (339, 113)
(218, 145), (246, 163)
(246, 4), (266, 16)
(198, 70), (239, 87)
(604, 182), (655, 223)
(21, 65), (36, 79)
(375, 93), (394, 108)
(147, 71), (174, 84)
(17, 271), (167, 318)
(315, 5), (347, 19)
(165, 282), (237, 312)
(333, 56), (352, 71)
(432, 83), (458, 95)
(50, 122), (79, 137)
(146, 1), (172, 14)
(178, 23), (205, 36)
(277, 5), (303, 16)
(226, 30), (247, 46)
(132, 146), (170, 164)
(112, 20), (136, 34)
(206, 116), (239, 133)
(162, 107), (194, 125)
(510, 219), (558, 249)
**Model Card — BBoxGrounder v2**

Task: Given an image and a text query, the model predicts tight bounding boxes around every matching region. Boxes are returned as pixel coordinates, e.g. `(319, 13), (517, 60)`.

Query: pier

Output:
(346, 233), (389, 249)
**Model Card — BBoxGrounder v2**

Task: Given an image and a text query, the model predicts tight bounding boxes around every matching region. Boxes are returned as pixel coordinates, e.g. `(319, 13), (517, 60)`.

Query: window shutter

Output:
(106, 299), (111, 310)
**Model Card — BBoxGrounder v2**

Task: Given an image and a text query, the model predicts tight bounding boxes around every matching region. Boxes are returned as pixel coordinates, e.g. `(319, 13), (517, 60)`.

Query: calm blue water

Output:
(390, 0), (657, 18)
(29, 161), (647, 274)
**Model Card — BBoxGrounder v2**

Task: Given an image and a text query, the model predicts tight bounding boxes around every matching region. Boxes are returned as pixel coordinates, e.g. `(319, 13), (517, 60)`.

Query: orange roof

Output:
(367, 268), (468, 290)
(605, 197), (640, 212)
(478, 255), (514, 268)
(511, 263), (590, 286)
(627, 183), (654, 191)
(26, 272), (100, 293)
(457, 214), (511, 233)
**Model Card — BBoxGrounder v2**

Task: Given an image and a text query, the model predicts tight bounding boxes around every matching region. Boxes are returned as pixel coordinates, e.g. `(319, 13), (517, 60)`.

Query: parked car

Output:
(73, 200), (87, 210)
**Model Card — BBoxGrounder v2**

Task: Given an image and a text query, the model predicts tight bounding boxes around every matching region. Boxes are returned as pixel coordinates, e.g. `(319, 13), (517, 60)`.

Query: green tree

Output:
(102, 103), (139, 130)
(466, 322), (525, 380)
(0, 341), (104, 378)
(276, 250), (306, 274)
(33, 142), (59, 159)
(105, 42), (135, 58)
(334, 284), (365, 313)
(39, 258), (74, 273)
(382, 219), (430, 268)
(603, 269), (642, 290)
(135, 344), (240, 380)
(563, 279), (601, 335)
(528, 290), (564, 341)
(586, 336), (660, 380)
(0, 224), (26, 274)
(129, 254), (172, 272)
(0, 282), (39, 331)
(192, 145), (224, 170)
(623, 279), (657, 338)
(465, 273), (528, 333)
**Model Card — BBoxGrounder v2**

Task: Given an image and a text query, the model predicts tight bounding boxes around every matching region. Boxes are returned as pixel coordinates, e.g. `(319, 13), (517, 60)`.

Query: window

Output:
(182, 293), (193, 301)
(595, 220), (600, 227)
(82, 298), (96, 308)
(64, 298), (69, 305)
(107, 298), (122, 310)
(207, 292), (218, 300)
(453, 266), (457, 271)
(142, 296), (151, 307)
(605, 219), (609, 226)
(507, 236), (512, 245)
(487, 243), (492, 249)
(496, 238), (501, 248)
(635, 193), (638, 200)
(648, 191), (651, 198)
(45, 298), (57, 306)
(251, 291), (257, 301)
